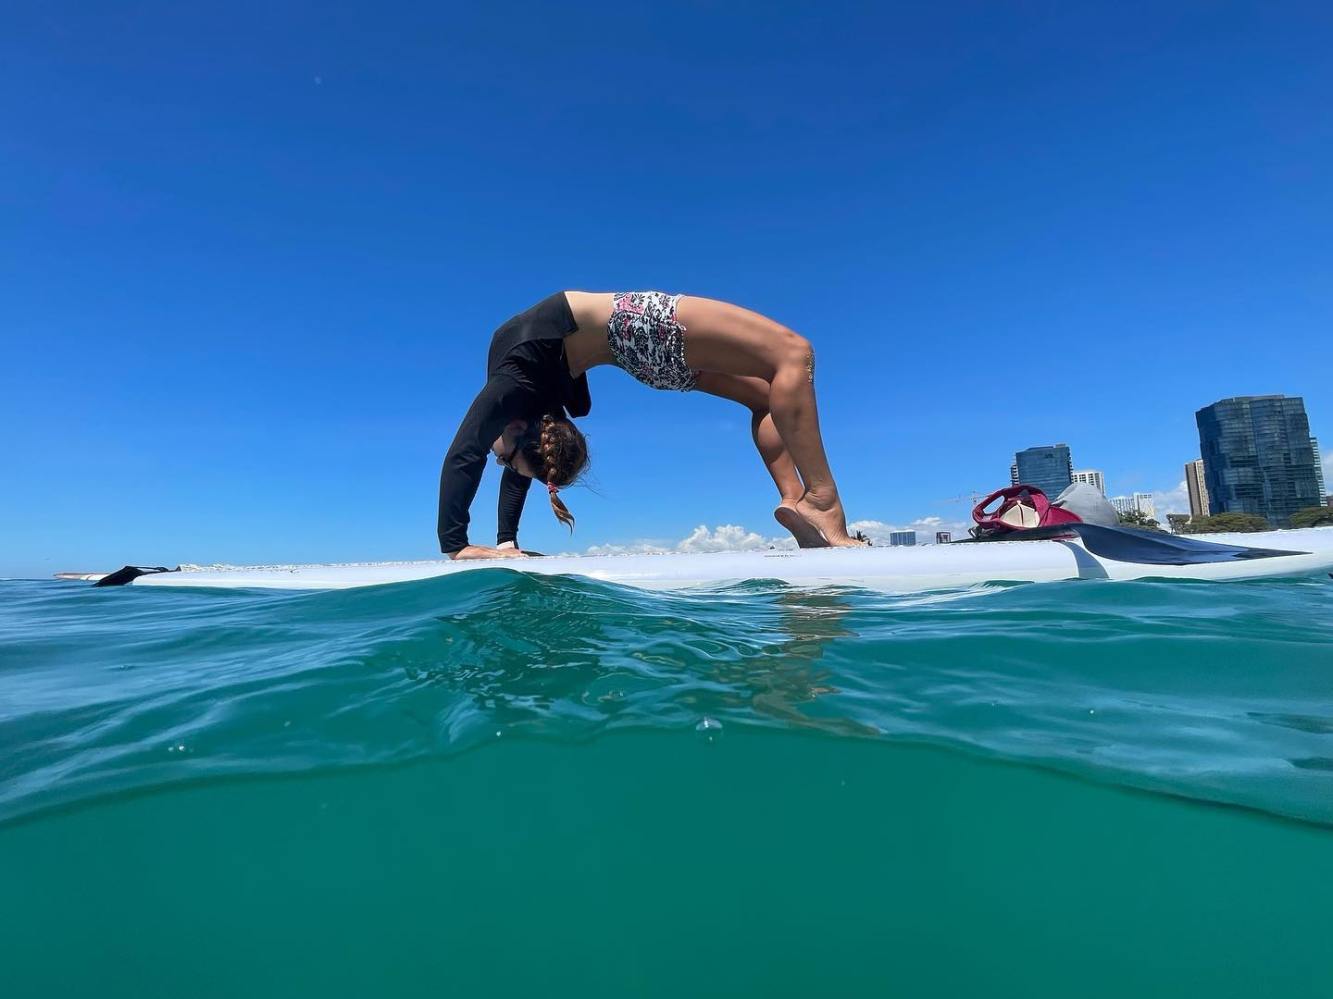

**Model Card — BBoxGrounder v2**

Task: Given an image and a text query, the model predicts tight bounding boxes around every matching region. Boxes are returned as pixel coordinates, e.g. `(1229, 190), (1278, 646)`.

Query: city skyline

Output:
(1005, 394), (1327, 530)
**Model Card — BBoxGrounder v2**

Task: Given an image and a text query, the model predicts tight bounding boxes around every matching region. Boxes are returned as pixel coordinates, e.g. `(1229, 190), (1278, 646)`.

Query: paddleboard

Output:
(71, 527), (1333, 593)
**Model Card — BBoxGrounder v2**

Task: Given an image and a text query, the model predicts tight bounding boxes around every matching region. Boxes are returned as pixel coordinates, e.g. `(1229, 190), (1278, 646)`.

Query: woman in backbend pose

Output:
(438, 291), (866, 560)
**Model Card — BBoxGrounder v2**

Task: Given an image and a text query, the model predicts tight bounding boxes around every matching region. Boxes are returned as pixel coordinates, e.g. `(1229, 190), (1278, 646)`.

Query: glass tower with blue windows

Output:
(1195, 395), (1321, 526)
(1013, 444), (1073, 498)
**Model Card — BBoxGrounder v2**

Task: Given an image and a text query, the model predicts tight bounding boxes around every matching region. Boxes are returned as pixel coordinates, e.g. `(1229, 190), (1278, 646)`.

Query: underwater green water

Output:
(4, 732), (1332, 998)
(3, 572), (1332, 995)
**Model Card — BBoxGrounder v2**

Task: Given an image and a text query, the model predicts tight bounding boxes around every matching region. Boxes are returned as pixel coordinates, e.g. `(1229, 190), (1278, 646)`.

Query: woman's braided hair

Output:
(518, 413), (588, 531)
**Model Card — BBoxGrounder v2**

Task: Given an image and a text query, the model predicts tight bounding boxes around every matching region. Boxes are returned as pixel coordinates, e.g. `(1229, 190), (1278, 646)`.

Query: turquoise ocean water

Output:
(3, 570), (1333, 996)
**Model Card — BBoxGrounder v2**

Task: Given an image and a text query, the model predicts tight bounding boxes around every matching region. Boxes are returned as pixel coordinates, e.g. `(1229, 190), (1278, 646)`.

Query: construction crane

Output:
(936, 490), (990, 507)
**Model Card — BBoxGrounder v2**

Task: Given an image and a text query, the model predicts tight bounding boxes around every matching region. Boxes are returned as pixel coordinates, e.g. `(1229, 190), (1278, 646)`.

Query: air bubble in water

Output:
(695, 717), (723, 743)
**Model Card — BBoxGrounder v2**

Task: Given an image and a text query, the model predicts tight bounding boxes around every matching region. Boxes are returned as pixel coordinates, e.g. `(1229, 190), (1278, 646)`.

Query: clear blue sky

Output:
(4, 1), (1331, 577)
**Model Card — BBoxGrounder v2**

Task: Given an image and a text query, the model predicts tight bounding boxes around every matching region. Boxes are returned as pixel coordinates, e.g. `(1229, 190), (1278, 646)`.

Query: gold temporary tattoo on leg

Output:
(805, 350), (816, 384)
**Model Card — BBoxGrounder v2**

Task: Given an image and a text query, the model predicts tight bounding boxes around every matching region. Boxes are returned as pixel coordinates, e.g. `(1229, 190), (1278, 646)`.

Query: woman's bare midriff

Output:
(562, 291), (616, 377)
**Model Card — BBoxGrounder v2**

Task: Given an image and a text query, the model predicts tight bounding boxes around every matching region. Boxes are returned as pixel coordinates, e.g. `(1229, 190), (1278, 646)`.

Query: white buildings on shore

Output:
(1110, 493), (1157, 520)
(1070, 469), (1106, 495)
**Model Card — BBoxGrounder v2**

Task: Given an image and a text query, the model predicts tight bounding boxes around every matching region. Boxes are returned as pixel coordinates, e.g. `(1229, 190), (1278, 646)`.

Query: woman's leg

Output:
(694, 372), (827, 548)
(677, 296), (863, 546)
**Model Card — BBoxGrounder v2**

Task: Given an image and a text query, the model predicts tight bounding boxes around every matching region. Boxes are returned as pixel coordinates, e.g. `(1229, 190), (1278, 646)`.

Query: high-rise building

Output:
(888, 531), (916, 547)
(1009, 463), (1019, 487)
(1110, 493), (1157, 519)
(1070, 469), (1105, 495)
(1314, 438), (1327, 500)
(935, 531), (952, 544)
(1014, 444), (1073, 498)
(1195, 395), (1321, 526)
(1185, 459), (1210, 518)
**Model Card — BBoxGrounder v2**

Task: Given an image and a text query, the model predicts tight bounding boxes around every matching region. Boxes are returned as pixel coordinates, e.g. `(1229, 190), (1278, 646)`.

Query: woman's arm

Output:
(437, 375), (523, 555)
(496, 466), (532, 547)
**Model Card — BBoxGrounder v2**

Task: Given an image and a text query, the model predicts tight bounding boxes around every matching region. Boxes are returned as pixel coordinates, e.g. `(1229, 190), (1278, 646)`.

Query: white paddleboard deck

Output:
(93, 527), (1333, 593)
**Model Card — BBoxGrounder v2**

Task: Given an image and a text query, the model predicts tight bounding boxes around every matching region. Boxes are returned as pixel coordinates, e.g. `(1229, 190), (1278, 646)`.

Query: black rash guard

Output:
(437, 293), (592, 554)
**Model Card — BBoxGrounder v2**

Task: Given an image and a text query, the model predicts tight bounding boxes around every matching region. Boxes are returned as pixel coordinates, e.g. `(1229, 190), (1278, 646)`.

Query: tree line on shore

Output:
(1143, 508), (1333, 533)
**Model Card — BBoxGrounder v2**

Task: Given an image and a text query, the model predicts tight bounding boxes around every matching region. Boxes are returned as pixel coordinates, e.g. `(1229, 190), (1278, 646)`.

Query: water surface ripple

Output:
(2, 571), (1331, 824)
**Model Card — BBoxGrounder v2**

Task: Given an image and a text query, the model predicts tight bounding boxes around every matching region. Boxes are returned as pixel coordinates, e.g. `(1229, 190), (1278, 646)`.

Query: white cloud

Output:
(676, 524), (785, 552)
(1150, 480), (1191, 517)
(845, 519), (896, 541)
(582, 524), (794, 557)
(582, 539), (672, 556)
(583, 514), (971, 556)
(848, 516), (971, 543)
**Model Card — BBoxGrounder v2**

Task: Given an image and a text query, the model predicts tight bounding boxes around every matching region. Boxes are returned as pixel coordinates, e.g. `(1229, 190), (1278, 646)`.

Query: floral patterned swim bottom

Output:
(607, 291), (699, 392)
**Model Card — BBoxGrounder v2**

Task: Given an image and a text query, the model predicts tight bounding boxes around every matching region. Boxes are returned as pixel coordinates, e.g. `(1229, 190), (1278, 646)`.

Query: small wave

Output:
(3, 572), (1333, 824)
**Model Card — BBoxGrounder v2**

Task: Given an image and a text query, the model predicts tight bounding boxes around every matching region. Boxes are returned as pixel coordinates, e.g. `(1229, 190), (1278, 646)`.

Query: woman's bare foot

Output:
(774, 504), (829, 548)
(795, 491), (868, 547)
